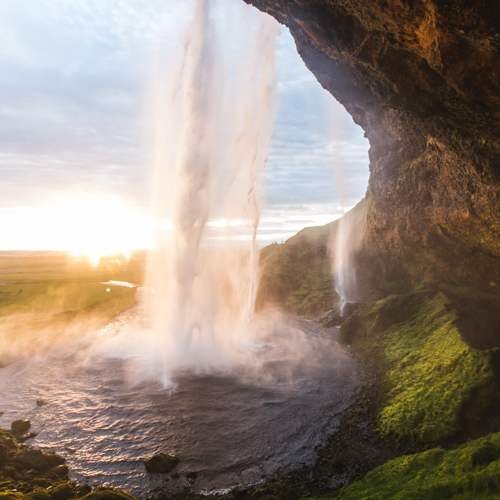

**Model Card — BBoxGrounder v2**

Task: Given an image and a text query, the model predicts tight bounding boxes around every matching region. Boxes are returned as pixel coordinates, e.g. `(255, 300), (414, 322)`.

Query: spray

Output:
(333, 201), (367, 315)
(144, 0), (278, 384)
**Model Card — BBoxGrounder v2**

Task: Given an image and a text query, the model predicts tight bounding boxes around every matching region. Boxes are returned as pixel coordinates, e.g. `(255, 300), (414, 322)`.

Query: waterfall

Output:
(333, 201), (367, 315)
(144, 0), (278, 383)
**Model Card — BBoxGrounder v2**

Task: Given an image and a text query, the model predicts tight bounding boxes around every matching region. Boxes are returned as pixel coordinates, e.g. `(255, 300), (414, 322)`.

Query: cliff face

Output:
(247, 0), (500, 295)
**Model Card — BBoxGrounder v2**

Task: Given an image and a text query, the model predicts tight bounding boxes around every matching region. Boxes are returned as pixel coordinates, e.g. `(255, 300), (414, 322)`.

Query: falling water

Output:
(333, 201), (367, 315)
(144, 0), (278, 383)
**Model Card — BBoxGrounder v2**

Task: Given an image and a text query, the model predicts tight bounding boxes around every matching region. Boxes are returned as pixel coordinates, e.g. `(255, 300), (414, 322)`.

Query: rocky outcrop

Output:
(143, 453), (179, 474)
(247, 0), (500, 295)
(0, 427), (135, 499)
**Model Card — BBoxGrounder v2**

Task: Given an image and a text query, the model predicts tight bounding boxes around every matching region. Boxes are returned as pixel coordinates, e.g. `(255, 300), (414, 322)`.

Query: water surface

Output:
(0, 313), (357, 497)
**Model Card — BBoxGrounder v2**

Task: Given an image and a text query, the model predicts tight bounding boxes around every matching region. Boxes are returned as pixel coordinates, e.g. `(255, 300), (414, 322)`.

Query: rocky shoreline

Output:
(0, 426), (133, 500)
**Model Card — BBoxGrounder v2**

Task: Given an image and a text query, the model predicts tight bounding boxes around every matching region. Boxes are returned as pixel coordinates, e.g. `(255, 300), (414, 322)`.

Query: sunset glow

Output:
(0, 193), (151, 264)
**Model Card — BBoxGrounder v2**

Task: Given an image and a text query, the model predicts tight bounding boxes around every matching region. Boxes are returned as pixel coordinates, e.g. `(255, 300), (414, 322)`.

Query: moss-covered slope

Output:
(337, 432), (500, 500)
(257, 222), (336, 315)
(341, 291), (498, 445)
(316, 290), (500, 499)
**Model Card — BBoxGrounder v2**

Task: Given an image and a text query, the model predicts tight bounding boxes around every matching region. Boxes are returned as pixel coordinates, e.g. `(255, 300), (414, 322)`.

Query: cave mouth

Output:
(0, 2), (370, 496)
(0, 0), (369, 257)
(262, 25), (369, 245)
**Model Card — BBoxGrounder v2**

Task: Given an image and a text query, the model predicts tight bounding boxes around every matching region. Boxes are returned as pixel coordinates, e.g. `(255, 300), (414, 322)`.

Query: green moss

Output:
(379, 294), (492, 443)
(80, 488), (135, 500)
(343, 292), (494, 444)
(258, 223), (335, 315)
(0, 492), (24, 500)
(337, 432), (500, 499)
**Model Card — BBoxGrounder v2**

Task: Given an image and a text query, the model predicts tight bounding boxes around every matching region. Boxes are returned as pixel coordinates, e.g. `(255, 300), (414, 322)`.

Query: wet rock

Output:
(75, 484), (93, 497)
(80, 487), (135, 499)
(14, 448), (65, 472)
(51, 464), (70, 478)
(319, 308), (342, 327)
(472, 442), (499, 467)
(10, 419), (31, 438)
(0, 430), (18, 460)
(28, 487), (52, 500)
(143, 453), (179, 474)
(18, 432), (38, 443)
(47, 481), (76, 500)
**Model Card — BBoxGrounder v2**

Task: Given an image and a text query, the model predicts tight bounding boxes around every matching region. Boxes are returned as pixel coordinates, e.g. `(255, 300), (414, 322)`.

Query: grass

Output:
(336, 432), (500, 500)
(314, 290), (500, 500)
(0, 252), (144, 364)
(257, 223), (336, 316)
(0, 253), (141, 496)
(342, 292), (495, 445)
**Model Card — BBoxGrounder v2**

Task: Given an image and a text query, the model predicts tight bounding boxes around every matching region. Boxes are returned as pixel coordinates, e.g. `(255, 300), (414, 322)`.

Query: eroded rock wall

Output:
(247, 0), (500, 294)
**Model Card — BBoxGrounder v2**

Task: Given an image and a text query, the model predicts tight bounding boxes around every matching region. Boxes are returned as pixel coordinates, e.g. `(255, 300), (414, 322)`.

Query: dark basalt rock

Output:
(247, 0), (500, 298)
(10, 419), (31, 438)
(471, 441), (500, 467)
(14, 447), (66, 472)
(319, 308), (342, 327)
(0, 428), (134, 499)
(143, 453), (179, 474)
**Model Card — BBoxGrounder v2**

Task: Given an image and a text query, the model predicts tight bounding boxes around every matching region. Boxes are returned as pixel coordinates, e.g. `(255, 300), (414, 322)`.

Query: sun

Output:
(56, 194), (152, 265)
(0, 193), (151, 264)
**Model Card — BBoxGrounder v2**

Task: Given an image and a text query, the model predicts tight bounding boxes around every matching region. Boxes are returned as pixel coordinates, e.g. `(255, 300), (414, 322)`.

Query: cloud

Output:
(0, 0), (368, 233)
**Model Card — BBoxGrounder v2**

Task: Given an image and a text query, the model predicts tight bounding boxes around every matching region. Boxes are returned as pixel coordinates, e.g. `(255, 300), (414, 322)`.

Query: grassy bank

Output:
(336, 432), (500, 500)
(340, 291), (497, 445)
(257, 223), (336, 316)
(318, 289), (500, 499)
(0, 252), (143, 364)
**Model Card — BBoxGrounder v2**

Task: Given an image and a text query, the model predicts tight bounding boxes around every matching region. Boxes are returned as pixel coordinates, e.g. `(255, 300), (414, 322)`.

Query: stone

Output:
(143, 453), (179, 474)
(14, 448), (65, 472)
(471, 442), (499, 467)
(47, 482), (76, 500)
(10, 420), (31, 437)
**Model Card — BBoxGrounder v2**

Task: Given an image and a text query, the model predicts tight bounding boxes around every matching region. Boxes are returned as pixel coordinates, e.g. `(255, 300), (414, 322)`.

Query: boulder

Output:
(10, 420), (31, 438)
(143, 453), (179, 474)
(14, 448), (65, 472)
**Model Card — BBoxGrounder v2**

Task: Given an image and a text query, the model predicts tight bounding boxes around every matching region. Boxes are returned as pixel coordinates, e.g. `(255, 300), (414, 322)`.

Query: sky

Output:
(0, 0), (368, 251)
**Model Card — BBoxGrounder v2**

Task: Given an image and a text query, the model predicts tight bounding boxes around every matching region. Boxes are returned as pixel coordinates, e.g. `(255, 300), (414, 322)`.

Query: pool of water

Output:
(0, 312), (357, 498)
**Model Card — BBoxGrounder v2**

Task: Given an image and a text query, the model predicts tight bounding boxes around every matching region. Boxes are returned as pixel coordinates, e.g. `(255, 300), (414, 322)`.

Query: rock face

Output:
(247, 0), (500, 295)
